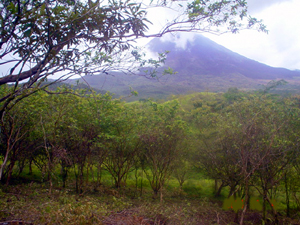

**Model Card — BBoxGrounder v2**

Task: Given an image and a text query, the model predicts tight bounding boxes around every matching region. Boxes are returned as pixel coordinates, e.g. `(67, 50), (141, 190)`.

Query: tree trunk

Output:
(140, 170), (144, 197)
(75, 172), (79, 194)
(97, 165), (102, 186)
(61, 164), (68, 188)
(29, 159), (33, 175)
(266, 196), (279, 225)
(228, 184), (236, 198)
(215, 181), (225, 197)
(262, 190), (267, 223)
(239, 181), (249, 225)
(160, 186), (163, 202)
(215, 179), (218, 193)
(284, 173), (290, 217)
(0, 146), (11, 181)
(6, 160), (16, 185)
(152, 188), (159, 199)
(134, 168), (138, 197)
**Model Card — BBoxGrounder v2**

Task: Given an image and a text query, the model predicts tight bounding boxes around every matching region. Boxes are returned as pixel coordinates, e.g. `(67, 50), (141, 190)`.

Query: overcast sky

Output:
(142, 0), (300, 70)
(204, 0), (300, 70)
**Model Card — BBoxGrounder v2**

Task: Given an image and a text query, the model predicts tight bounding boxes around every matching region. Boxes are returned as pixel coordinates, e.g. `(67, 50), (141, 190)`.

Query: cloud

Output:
(203, 0), (300, 70)
(160, 32), (196, 49)
(247, 0), (293, 13)
(139, 0), (300, 70)
(258, 0), (300, 69)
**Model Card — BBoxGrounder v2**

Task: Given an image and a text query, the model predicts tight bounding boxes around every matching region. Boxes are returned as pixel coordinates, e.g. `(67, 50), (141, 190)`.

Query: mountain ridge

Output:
(148, 35), (300, 80)
(66, 34), (300, 100)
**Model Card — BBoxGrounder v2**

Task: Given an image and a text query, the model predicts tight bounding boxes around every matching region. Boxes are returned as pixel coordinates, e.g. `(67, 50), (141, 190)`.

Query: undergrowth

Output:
(1, 182), (299, 225)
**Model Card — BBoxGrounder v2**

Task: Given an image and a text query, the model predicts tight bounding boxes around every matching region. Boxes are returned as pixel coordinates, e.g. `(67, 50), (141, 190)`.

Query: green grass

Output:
(2, 182), (299, 225)
(2, 162), (300, 224)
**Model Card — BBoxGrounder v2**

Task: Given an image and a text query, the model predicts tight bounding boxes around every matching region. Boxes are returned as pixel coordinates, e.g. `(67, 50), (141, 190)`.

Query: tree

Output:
(173, 139), (192, 193)
(102, 104), (142, 188)
(139, 100), (186, 200)
(217, 95), (295, 225)
(0, 103), (30, 182)
(0, 0), (266, 116)
(281, 95), (300, 216)
(0, 86), (43, 182)
(193, 93), (298, 224)
(54, 90), (117, 192)
(187, 93), (231, 197)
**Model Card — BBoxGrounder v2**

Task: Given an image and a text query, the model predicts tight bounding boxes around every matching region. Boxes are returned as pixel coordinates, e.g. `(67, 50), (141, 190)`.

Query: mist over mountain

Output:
(67, 34), (300, 100)
(148, 34), (300, 80)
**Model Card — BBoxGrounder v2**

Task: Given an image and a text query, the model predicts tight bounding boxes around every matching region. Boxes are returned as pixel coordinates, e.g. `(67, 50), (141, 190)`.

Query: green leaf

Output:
(7, 2), (17, 14)
(131, 90), (138, 96)
(40, 4), (46, 15)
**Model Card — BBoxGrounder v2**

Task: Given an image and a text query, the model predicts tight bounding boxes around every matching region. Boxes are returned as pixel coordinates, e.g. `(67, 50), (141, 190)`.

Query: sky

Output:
(204, 0), (300, 70)
(141, 0), (300, 71)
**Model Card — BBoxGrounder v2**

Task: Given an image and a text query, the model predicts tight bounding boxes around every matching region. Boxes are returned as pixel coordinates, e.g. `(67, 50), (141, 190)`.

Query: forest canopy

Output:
(1, 88), (300, 224)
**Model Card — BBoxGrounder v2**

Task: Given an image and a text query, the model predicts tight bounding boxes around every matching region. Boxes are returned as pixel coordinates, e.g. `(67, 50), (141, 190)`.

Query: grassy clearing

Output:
(0, 183), (248, 225)
(0, 163), (299, 224)
(1, 166), (300, 225)
(1, 183), (299, 225)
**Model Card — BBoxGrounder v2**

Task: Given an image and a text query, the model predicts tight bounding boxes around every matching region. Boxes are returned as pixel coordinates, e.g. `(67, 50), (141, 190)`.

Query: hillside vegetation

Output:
(67, 34), (300, 101)
(1, 85), (300, 224)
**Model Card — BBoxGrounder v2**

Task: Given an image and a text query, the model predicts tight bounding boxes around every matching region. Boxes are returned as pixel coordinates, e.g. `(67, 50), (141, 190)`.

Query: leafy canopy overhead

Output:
(0, 0), (265, 114)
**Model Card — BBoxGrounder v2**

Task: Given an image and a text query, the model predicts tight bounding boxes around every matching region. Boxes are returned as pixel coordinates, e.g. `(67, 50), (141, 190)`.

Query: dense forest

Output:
(1, 84), (300, 224)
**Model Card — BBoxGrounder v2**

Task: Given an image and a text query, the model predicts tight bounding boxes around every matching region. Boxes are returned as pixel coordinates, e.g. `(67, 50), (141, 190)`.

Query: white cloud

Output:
(138, 0), (300, 70)
(160, 32), (196, 49)
(203, 0), (300, 70)
(247, 0), (293, 13)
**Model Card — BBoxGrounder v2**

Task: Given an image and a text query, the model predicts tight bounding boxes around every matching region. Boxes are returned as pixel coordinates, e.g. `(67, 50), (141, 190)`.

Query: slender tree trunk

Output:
(160, 179), (165, 202)
(228, 184), (236, 198)
(86, 161), (89, 185)
(284, 173), (290, 217)
(134, 168), (138, 197)
(61, 164), (68, 188)
(215, 181), (225, 197)
(40, 116), (53, 194)
(29, 159), (33, 175)
(239, 181), (249, 225)
(90, 165), (94, 182)
(0, 146), (11, 181)
(6, 160), (16, 185)
(215, 179), (218, 193)
(79, 165), (84, 194)
(266, 195), (279, 225)
(140, 170), (143, 197)
(160, 186), (163, 202)
(97, 165), (102, 186)
(18, 159), (25, 176)
(75, 172), (79, 193)
(263, 189), (267, 223)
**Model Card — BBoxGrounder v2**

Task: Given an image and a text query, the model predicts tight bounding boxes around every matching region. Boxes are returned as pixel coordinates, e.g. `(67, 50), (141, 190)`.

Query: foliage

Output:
(1, 88), (300, 224)
(139, 100), (186, 198)
(0, 0), (266, 116)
